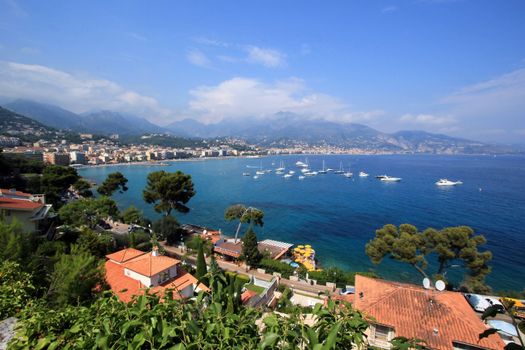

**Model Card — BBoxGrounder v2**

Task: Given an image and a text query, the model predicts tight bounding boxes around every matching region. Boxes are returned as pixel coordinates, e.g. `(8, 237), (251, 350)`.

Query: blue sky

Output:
(0, 0), (524, 142)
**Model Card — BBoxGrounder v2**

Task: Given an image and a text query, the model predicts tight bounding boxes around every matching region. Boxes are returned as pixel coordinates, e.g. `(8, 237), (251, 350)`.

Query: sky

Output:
(0, 0), (524, 143)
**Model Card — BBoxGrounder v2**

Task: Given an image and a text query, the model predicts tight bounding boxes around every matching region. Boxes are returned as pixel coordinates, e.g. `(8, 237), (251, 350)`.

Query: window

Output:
(453, 342), (486, 350)
(374, 324), (392, 341)
(158, 269), (171, 284)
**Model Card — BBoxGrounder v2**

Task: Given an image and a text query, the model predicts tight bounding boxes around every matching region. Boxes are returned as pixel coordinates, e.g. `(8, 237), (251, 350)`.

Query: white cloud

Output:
(399, 113), (456, 125)
(0, 61), (172, 123)
(188, 77), (381, 123)
(245, 46), (286, 68)
(186, 49), (211, 68)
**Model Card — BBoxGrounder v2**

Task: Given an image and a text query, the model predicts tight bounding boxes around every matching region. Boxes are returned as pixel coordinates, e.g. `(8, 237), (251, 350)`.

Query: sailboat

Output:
(255, 161), (265, 175)
(334, 162), (344, 174)
(318, 160), (327, 174)
(276, 160), (285, 173)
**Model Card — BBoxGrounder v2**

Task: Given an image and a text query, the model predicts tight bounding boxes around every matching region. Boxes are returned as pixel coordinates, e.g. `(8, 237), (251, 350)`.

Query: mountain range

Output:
(0, 99), (515, 154)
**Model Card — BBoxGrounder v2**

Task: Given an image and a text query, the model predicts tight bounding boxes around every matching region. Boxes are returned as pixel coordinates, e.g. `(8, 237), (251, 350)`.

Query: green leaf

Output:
(322, 323), (341, 350)
(260, 333), (279, 349)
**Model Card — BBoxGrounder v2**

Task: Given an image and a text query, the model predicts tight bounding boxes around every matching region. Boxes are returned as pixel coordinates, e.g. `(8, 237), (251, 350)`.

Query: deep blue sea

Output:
(79, 154), (525, 291)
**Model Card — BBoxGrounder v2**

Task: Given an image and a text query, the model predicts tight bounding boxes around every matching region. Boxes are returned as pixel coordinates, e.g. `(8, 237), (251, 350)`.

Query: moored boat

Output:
(380, 176), (402, 182)
(435, 179), (463, 186)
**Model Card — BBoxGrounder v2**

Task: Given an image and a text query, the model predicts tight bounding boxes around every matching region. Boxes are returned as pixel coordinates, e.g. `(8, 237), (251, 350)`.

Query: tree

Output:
(76, 228), (114, 258)
(73, 178), (93, 197)
(241, 228), (261, 267)
(153, 215), (181, 243)
(121, 205), (144, 224)
(46, 245), (104, 307)
(196, 240), (207, 282)
(97, 172), (128, 196)
(224, 204), (264, 242)
(0, 261), (36, 319)
(365, 224), (493, 290)
(0, 220), (34, 263)
(58, 197), (119, 228)
(41, 165), (80, 207)
(143, 170), (195, 216)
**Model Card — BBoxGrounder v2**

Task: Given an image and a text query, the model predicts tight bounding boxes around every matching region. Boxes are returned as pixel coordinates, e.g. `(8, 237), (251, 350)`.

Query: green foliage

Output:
(0, 150), (44, 192)
(196, 241), (207, 282)
(0, 260), (36, 319)
(225, 271), (251, 285)
(58, 197), (119, 228)
(0, 219), (34, 263)
(97, 171), (128, 196)
(143, 170), (195, 216)
(259, 258), (295, 278)
(76, 228), (114, 258)
(121, 205), (144, 224)
(366, 224), (493, 291)
(41, 165), (80, 207)
(73, 178), (93, 197)
(224, 204), (264, 227)
(153, 215), (183, 244)
(390, 337), (427, 350)
(241, 228), (261, 267)
(45, 245), (105, 307)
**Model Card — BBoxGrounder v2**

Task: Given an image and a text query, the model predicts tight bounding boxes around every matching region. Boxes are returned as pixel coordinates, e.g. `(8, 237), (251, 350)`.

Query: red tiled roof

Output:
(214, 241), (242, 258)
(353, 275), (505, 350)
(0, 197), (43, 211)
(241, 290), (258, 304)
(106, 248), (146, 263)
(124, 253), (181, 277)
(105, 260), (205, 303)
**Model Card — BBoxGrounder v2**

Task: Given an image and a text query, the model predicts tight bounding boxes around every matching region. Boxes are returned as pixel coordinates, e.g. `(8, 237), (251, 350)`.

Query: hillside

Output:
(0, 106), (57, 141)
(5, 99), (82, 130)
(79, 110), (167, 135)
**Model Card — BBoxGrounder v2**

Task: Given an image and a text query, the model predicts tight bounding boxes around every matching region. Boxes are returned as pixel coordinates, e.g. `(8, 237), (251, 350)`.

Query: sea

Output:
(79, 154), (525, 291)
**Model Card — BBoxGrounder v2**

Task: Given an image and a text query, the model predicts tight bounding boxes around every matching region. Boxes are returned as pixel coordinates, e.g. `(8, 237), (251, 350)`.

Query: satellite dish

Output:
(435, 280), (446, 291)
(423, 278), (431, 289)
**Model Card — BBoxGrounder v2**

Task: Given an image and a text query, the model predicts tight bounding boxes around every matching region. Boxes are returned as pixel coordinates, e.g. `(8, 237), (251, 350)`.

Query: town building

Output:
(352, 275), (505, 350)
(69, 151), (87, 165)
(0, 189), (53, 234)
(44, 152), (70, 166)
(105, 247), (208, 303)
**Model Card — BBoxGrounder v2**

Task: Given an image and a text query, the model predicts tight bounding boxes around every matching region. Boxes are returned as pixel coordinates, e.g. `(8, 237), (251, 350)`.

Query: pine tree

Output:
(196, 241), (207, 281)
(241, 228), (261, 267)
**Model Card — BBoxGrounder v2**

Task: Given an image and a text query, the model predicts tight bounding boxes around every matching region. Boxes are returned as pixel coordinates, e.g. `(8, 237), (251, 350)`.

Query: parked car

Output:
(464, 293), (505, 313)
(339, 286), (355, 296)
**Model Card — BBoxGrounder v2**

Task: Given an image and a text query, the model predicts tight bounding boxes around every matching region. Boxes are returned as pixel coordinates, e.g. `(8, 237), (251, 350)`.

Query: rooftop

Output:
(353, 275), (505, 350)
(106, 248), (146, 264)
(124, 252), (181, 277)
(214, 240), (243, 258)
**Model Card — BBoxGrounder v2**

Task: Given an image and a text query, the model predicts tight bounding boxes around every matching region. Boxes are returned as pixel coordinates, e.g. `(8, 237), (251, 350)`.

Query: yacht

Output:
(296, 160), (308, 168)
(375, 175), (388, 179)
(255, 170), (265, 175)
(435, 179), (463, 186)
(343, 172), (353, 178)
(326, 168), (334, 172)
(288, 170), (295, 175)
(276, 170), (284, 175)
(283, 173), (293, 179)
(359, 171), (369, 177)
(305, 171), (318, 176)
(381, 176), (402, 182)
(276, 161), (285, 172)
(301, 168), (310, 174)
(298, 175), (305, 180)
(242, 172), (251, 176)
(318, 160), (327, 174)
(334, 162), (344, 174)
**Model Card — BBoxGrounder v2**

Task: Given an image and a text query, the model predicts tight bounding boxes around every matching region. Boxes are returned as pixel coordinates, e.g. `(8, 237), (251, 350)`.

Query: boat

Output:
(343, 172), (353, 178)
(334, 162), (344, 174)
(381, 176), (402, 182)
(276, 161), (285, 172)
(288, 170), (295, 175)
(435, 179), (463, 186)
(295, 160), (308, 168)
(253, 175), (259, 179)
(301, 168), (310, 173)
(255, 170), (265, 175)
(375, 175), (388, 179)
(305, 171), (318, 176)
(242, 172), (251, 176)
(276, 170), (284, 175)
(283, 174), (293, 178)
(359, 171), (369, 177)
(298, 175), (305, 180)
(318, 160), (327, 174)
(326, 168), (333, 172)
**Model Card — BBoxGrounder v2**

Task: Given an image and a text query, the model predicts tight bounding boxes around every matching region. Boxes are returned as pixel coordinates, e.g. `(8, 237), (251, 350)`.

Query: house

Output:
(352, 275), (505, 350)
(213, 239), (243, 261)
(105, 247), (208, 303)
(257, 239), (293, 260)
(0, 189), (53, 234)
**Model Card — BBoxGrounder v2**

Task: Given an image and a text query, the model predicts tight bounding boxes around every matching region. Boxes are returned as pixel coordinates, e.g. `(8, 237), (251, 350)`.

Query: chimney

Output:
(152, 246), (159, 256)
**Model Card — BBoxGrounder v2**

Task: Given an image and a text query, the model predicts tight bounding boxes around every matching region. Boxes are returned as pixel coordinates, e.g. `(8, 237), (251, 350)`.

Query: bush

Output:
(226, 271), (251, 284)
(259, 258), (295, 278)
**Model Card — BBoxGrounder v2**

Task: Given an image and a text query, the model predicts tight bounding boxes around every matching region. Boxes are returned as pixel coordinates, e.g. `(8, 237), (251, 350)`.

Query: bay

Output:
(79, 154), (525, 291)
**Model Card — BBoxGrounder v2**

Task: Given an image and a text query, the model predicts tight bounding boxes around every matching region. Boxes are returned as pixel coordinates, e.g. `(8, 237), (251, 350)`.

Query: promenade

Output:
(161, 243), (335, 297)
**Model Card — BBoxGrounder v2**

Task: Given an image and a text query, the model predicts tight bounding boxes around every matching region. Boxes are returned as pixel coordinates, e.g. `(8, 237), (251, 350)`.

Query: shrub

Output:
(259, 258), (295, 278)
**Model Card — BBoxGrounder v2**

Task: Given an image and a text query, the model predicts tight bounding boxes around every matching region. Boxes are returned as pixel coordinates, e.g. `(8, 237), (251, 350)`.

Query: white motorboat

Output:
(381, 176), (402, 182)
(283, 174), (293, 178)
(343, 172), (353, 178)
(298, 175), (305, 180)
(288, 170), (295, 175)
(242, 172), (251, 176)
(435, 179), (463, 186)
(375, 174), (387, 179)
(296, 160), (308, 168)
(255, 170), (265, 175)
(301, 168), (310, 173)
(253, 175), (259, 179)
(359, 171), (369, 177)
(305, 171), (318, 176)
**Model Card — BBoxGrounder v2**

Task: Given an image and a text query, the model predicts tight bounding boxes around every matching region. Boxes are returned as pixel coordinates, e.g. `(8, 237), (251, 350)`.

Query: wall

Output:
(1, 210), (38, 233)
(124, 268), (152, 287)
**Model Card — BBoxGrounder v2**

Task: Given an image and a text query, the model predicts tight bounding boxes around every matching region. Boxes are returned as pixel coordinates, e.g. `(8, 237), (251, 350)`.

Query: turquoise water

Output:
(79, 154), (525, 291)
